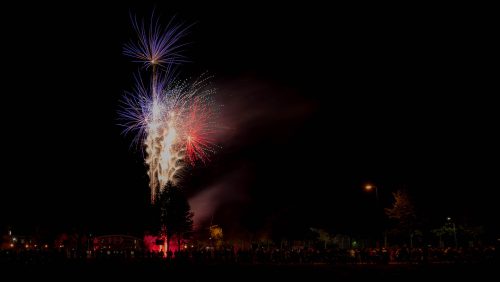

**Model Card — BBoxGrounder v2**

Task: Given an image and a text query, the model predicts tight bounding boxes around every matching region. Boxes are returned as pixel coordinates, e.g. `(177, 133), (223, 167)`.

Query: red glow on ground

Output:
(143, 235), (181, 256)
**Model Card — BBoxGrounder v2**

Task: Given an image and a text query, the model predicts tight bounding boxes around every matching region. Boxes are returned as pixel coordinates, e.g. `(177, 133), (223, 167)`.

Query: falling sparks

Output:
(119, 13), (218, 203)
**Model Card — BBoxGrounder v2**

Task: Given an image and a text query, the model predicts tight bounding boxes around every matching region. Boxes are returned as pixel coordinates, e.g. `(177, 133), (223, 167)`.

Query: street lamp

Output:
(364, 184), (379, 207)
(447, 217), (458, 248)
(364, 183), (385, 248)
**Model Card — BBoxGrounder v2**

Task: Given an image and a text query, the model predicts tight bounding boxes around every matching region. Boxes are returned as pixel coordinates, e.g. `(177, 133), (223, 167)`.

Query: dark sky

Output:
(1, 3), (497, 238)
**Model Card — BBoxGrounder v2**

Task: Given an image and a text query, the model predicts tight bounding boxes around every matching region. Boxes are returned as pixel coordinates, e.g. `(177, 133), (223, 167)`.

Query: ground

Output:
(1, 262), (496, 281)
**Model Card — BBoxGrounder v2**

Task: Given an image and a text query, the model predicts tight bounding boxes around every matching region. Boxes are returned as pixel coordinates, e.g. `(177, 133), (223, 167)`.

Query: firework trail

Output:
(120, 14), (217, 203)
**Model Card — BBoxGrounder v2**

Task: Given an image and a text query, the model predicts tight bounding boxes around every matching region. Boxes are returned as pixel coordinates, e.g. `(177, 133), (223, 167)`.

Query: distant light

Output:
(184, 244), (188, 249)
(191, 245), (194, 248)
(447, 217), (451, 221)
(365, 184), (373, 191)
(10, 243), (14, 248)
(25, 244), (29, 248)
(8, 230), (11, 236)
(12, 237), (17, 242)
(44, 244), (48, 248)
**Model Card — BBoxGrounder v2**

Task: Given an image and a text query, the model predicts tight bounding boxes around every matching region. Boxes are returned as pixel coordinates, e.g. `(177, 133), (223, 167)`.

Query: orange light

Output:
(10, 243), (14, 248)
(365, 184), (373, 191)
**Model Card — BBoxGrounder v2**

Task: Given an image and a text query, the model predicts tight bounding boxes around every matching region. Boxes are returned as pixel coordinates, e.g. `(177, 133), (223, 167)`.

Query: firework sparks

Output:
(123, 14), (190, 69)
(120, 14), (218, 202)
(184, 97), (217, 165)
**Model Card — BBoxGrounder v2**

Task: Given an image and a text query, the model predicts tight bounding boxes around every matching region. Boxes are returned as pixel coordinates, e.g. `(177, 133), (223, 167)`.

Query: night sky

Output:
(1, 3), (497, 239)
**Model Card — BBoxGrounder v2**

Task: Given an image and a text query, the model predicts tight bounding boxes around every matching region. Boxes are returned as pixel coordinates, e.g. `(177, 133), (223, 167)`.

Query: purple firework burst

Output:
(123, 13), (190, 69)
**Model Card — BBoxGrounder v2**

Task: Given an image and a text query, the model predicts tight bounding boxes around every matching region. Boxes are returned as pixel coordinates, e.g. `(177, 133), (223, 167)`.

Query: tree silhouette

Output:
(385, 190), (417, 247)
(209, 225), (223, 249)
(157, 182), (194, 253)
(431, 224), (455, 247)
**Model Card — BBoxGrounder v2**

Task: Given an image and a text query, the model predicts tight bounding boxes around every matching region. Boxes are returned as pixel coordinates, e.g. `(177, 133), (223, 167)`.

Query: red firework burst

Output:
(184, 98), (215, 165)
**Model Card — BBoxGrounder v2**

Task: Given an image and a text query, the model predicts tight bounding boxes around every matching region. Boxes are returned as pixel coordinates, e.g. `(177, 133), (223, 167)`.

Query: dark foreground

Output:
(0, 262), (497, 281)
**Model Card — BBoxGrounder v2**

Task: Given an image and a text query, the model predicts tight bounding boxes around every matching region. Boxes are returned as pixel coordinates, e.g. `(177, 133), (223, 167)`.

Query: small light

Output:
(44, 244), (48, 248)
(10, 243), (14, 248)
(25, 244), (29, 248)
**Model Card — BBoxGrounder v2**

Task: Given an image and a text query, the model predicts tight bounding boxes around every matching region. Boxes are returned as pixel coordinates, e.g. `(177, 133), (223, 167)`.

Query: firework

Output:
(120, 14), (217, 203)
(184, 96), (217, 165)
(123, 14), (190, 68)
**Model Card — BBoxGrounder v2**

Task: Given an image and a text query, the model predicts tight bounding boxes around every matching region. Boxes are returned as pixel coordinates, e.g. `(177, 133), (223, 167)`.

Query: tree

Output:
(209, 225), (223, 249)
(385, 190), (417, 247)
(431, 224), (455, 248)
(309, 228), (332, 249)
(157, 182), (194, 254)
(432, 222), (484, 248)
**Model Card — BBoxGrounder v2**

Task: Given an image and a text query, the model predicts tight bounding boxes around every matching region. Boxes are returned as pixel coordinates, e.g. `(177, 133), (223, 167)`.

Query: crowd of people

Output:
(1, 245), (498, 265)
